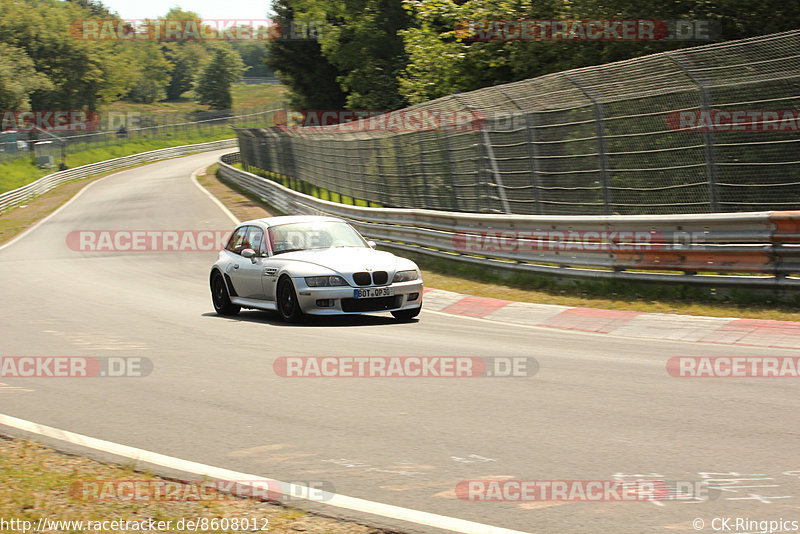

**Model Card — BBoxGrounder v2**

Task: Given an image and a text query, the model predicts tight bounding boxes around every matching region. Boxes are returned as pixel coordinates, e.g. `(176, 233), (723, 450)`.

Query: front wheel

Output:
(392, 307), (421, 321)
(211, 272), (240, 316)
(277, 277), (304, 323)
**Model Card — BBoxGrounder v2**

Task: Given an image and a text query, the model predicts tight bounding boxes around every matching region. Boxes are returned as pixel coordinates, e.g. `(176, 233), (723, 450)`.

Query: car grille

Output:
(341, 296), (403, 312)
(352, 271), (389, 286)
(372, 271), (388, 285)
(353, 272), (371, 286)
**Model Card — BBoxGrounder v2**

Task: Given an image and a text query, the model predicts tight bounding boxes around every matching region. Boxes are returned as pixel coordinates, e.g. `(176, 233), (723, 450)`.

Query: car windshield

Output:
(268, 221), (368, 254)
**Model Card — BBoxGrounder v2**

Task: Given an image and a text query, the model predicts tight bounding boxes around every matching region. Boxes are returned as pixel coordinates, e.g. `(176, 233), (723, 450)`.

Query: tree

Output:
(65, 0), (114, 17)
(194, 46), (246, 109)
(232, 40), (273, 78)
(157, 8), (214, 100)
(266, 0), (347, 109)
(397, 0), (800, 104)
(316, 0), (411, 110)
(163, 41), (211, 100)
(0, 43), (52, 110)
(126, 42), (172, 103)
(0, 0), (132, 110)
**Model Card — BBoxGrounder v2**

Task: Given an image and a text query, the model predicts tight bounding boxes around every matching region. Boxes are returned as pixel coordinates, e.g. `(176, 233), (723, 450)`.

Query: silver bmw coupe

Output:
(210, 216), (423, 322)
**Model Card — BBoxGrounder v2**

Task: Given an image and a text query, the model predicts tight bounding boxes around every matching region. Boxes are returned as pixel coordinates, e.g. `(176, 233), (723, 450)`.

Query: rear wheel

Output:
(392, 307), (421, 321)
(211, 272), (240, 316)
(277, 277), (304, 323)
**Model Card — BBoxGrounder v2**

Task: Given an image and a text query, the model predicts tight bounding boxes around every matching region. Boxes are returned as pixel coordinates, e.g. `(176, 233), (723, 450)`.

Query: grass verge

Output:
(0, 132), (234, 194)
(234, 164), (380, 207)
(0, 174), (104, 245)
(0, 146), (237, 247)
(0, 436), (383, 534)
(97, 84), (287, 116)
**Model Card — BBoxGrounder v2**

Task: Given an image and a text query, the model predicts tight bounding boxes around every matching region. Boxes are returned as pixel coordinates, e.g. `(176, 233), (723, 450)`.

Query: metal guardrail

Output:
(218, 152), (800, 289)
(0, 107), (282, 164)
(0, 139), (238, 213)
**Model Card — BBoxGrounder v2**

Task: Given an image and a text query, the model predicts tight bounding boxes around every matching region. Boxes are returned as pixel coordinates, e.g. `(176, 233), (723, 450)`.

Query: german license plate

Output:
(354, 287), (395, 299)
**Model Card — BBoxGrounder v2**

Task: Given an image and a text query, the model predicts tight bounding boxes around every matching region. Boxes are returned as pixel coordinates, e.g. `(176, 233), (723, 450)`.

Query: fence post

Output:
(441, 130), (461, 212)
(565, 73), (612, 215)
(416, 134), (433, 209)
(393, 136), (410, 208)
(523, 112), (543, 215)
(480, 129), (512, 214)
(668, 53), (720, 212)
(373, 138), (390, 207)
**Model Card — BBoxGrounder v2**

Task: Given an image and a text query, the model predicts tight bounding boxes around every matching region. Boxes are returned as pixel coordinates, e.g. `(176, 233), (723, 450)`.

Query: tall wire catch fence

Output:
(235, 30), (800, 215)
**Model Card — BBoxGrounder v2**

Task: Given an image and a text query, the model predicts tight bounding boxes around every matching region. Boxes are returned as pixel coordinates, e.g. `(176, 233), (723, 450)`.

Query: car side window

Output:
(225, 226), (249, 254)
(246, 226), (267, 256)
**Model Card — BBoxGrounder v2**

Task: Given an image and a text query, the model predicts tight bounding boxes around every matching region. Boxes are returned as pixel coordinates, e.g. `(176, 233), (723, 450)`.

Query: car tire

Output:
(211, 272), (240, 316)
(391, 307), (421, 321)
(277, 277), (304, 323)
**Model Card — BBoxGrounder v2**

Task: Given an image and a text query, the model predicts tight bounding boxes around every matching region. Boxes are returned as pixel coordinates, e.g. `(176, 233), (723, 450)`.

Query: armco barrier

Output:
(218, 152), (800, 290)
(0, 139), (238, 213)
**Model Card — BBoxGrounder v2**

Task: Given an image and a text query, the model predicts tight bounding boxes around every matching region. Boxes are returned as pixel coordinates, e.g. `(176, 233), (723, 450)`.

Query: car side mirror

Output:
(367, 240), (376, 249)
(241, 248), (257, 262)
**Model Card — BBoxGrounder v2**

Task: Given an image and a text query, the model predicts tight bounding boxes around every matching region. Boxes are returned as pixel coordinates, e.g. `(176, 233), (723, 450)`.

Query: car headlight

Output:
(305, 275), (348, 287)
(392, 269), (419, 283)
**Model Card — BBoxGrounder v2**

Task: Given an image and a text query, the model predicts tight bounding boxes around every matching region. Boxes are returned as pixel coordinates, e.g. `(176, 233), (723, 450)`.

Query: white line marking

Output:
(190, 164), (240, 225)
(0, 385), (33, 392)
(0, 413), (531, 534)
(0, 175), (110, 252)
(0, 153), (234, 253)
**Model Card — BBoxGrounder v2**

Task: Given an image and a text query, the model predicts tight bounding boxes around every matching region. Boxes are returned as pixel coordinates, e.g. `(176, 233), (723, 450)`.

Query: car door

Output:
(259, 227), (280, 301)
(226, 225), (268, 300)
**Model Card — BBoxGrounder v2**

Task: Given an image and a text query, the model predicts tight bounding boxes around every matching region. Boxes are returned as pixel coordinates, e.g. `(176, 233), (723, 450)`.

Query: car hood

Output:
(274, 247), (407, 274)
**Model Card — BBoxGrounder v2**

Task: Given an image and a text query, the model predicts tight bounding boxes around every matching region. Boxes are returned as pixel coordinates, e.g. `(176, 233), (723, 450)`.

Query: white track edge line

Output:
(0, 414), (531, 534)
(0, 152), (231, 252)
(0, 174), (110, 252)
(190, 165), (240, 225)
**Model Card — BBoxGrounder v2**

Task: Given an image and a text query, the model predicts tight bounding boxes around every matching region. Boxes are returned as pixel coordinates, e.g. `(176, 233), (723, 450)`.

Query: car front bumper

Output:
(294, 279), (424, 315)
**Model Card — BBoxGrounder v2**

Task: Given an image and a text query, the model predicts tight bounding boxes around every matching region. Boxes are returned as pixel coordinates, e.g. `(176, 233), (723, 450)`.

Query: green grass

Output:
(0, 131), (235, 194)
(0, 83), (289, 194)
(0, 437), (381, 534)
(98, 85), (288, 116)
(227, 84), (288, 110)
(233, 163), (381, 207)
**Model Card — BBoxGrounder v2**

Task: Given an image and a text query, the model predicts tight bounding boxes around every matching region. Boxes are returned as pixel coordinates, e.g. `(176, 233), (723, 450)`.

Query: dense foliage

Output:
(0, 0), (271, 111)
(268, 0), (800, 109)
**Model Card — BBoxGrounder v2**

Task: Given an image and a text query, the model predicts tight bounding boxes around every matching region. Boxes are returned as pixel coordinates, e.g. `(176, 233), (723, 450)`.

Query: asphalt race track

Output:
(1, 150), (799, 533)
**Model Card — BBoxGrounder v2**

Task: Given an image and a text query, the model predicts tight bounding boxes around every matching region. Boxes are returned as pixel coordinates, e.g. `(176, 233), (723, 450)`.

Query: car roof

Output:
(237, 215), (345, 228)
